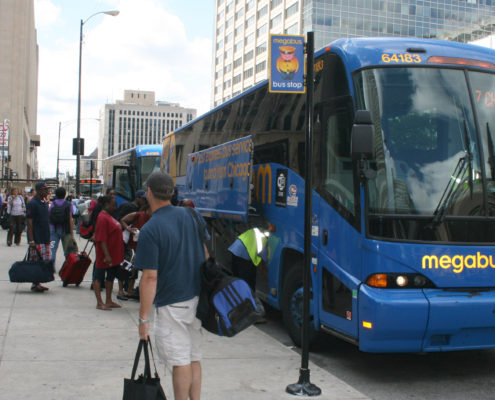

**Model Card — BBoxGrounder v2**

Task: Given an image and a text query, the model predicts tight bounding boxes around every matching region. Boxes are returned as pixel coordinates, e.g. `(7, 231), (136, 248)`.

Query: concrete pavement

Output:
(0, 227), (370, 399)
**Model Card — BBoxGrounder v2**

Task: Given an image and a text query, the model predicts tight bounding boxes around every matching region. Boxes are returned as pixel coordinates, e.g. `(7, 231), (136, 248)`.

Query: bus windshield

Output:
(138, 155), (161, 188)
(355, 67), (495, 242)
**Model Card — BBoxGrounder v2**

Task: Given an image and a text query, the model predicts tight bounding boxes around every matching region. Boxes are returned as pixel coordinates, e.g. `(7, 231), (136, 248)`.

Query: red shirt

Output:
(94, 211), (124, 268)
(127, 211), (151, 251)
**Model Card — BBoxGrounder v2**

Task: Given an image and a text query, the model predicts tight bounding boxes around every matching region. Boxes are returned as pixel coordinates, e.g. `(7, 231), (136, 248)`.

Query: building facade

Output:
(0, 0), (39, 181)
(213, 0), (495, 107)
(98, 90), (197, 164)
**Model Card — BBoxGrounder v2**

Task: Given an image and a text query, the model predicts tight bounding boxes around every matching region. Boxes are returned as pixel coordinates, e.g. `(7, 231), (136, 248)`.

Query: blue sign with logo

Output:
(269, 34), (306, 94)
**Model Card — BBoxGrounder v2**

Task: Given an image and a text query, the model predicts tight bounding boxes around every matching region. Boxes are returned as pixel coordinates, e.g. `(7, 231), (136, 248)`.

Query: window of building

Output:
(216, 39), (224, 50)
(257, 5), (268, 19)
(270, 13), (282, 28)
(244, 67), (253, 79)
(246, 0), (254, 12)
(245, 32), (254, 46)
(245, 15), (254, 29)
(225, 32), (233, 44)
(235, 24), (244, 37)
(217, 25), (224, 35)
(257, 23), (267, 38)
(217, 10), (224, 21)
(244, 50), (254, 62)
(226, 16), (234, 28)
(234, 56), (243, 68)
(285, 23), (298, 35)
(285, 2), (299, 19)
(255, 60), (266, 74)
(225, 47), (233, 59)
(235, 8), (244, 20)
(233, 73), (242, 85)
(271, 0), (282, 9)
(256, 42), (267, 56)
(216, 54), (223, 65)
(224, 64), (232, 74)
(234, 40), (243, 53)
(226, 1), (234, 13)
(223, 80), (232, 89)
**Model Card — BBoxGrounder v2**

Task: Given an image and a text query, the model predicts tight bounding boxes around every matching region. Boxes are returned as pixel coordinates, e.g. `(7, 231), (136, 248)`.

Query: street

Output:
(258, 302), (495, 400)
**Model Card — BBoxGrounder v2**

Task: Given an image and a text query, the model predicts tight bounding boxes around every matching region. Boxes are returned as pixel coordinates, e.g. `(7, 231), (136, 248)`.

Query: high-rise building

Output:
(213, 0), (495, 107)
(98, 90), (197, 163)
(0, 0), (39, 181)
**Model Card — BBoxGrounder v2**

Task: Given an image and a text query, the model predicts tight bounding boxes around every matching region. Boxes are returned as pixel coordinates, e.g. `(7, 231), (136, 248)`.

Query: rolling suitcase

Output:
(59, 241), (93, 287)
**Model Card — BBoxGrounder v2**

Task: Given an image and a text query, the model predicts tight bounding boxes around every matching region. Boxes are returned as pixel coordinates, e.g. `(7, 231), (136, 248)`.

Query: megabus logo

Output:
(422, 253), (495, 274)
(255, 164), (272, 204)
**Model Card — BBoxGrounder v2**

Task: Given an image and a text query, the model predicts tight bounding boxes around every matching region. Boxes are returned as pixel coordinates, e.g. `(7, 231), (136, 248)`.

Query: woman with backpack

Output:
(7, 187), (26, 246)
(49, 187), (77, 264)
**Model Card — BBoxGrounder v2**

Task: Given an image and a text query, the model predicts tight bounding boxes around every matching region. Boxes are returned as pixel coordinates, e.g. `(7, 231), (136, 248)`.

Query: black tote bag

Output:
(9, 248), (55, 283)
(123, 339), (166, 400)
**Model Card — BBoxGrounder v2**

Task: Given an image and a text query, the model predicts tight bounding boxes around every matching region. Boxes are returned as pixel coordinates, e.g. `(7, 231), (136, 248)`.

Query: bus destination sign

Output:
(269, 34), (305, 94)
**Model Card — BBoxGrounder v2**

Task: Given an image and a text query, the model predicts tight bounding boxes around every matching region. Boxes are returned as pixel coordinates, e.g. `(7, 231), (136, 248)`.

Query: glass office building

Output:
(304, 0), (495, 50)
(214, 0), (495, 106)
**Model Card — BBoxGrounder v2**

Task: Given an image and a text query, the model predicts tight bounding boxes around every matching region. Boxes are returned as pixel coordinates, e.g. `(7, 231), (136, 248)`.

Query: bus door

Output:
(314, 106), (361, 341)
(113, 166), (133, 206)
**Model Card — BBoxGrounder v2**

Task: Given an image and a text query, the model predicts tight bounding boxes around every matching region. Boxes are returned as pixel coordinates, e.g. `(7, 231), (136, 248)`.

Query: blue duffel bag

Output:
(9, 250), (55, 283)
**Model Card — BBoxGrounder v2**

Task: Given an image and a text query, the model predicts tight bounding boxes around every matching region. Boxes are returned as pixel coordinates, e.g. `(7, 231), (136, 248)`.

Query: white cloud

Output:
(34, 0), (61, 27)
(36, 0), (212, 177)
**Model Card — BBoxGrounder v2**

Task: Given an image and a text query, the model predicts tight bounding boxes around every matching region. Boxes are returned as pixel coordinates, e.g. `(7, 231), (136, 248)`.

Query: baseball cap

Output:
(135, 190), (146, 198)
(35, 181), (48, 191)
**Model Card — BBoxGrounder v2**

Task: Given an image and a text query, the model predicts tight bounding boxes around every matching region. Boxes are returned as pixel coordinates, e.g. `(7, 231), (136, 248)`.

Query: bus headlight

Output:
(366, 273), (435, 289)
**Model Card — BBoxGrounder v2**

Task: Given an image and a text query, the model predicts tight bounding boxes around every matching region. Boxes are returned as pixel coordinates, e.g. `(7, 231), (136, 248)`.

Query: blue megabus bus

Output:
(162, 38), (495, 352)
(103, 145), (162, 206)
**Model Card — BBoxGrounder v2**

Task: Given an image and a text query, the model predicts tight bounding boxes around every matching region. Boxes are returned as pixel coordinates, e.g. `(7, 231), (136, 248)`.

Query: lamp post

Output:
(75, 10), (119, 196)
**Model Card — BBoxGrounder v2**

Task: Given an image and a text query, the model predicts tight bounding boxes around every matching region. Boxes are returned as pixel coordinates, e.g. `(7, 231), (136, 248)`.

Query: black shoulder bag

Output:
(123, 338), (166, 400)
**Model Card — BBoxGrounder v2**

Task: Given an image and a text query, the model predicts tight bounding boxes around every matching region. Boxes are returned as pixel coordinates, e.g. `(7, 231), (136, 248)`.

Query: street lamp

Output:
(75, 10), (119, 196)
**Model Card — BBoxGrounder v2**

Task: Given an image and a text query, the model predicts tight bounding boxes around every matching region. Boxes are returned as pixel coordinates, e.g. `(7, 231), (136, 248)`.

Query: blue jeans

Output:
(50, 226), (70, 262)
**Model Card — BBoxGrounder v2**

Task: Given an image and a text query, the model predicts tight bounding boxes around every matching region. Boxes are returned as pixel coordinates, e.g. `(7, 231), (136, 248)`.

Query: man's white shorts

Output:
(154, 296), (203, 368)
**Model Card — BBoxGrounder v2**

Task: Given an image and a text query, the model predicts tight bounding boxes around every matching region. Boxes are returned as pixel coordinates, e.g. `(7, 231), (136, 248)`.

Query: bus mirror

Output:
(351, 110), (375, 161)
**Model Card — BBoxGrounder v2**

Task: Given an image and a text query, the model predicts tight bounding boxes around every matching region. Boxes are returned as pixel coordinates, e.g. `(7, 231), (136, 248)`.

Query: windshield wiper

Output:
(462, 120), (474, 200)
(431, 156), (468, 228)
(486, 123), (495, 179)
(431, 121), (474, 228)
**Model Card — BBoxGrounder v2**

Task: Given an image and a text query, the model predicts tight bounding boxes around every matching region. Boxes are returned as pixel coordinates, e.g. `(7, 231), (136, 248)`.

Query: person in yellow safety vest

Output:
(228, 227), (269, 292)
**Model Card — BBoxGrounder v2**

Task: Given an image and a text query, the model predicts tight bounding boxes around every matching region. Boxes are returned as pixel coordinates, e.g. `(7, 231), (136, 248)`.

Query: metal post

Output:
(75, 19), (83, 196)
(286, 31), (321, 397)
(89, 161), (94, 197)
(56, 122), (61, 183)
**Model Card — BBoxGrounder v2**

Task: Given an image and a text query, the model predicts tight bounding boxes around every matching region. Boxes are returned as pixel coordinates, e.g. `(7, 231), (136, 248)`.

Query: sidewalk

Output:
(0, 228), (369, 399)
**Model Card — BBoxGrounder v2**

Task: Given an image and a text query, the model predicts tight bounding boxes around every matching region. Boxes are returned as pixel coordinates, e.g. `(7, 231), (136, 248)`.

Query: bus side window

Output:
(322, 110), (354, 213)
(114, 166), (133, 201)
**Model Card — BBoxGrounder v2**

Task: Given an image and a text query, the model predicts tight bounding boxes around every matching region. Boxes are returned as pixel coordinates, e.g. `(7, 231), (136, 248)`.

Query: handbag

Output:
(123, 338), (167, 400)
(9, 248), (55, 283)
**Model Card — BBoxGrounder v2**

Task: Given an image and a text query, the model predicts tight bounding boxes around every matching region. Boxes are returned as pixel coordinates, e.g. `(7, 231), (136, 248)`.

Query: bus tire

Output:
(281, 264), (316, 348)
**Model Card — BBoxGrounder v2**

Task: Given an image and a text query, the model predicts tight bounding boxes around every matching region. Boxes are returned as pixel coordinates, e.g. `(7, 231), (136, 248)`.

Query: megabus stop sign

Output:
(269, 34), (306, 94)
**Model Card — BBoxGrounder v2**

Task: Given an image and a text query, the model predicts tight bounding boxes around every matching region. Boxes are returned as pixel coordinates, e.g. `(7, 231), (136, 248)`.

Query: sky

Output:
(34, 0), (215, 178)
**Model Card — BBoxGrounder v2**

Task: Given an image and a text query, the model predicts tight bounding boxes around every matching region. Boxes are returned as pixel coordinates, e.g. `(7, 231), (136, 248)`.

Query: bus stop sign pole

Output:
(286, 31), (321, 397)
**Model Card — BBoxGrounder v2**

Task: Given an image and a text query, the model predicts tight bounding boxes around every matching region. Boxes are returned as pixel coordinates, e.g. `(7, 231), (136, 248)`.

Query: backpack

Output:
(50, 201), (70, 227)
(197, 273), (261, 337)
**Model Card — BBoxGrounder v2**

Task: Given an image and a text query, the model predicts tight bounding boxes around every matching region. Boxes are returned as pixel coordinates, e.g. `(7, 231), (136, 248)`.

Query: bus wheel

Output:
(281, 265), (316, 348)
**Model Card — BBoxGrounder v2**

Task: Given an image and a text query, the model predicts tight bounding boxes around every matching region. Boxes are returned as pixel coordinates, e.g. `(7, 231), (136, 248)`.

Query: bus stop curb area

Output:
(0, 230), (370, 400)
